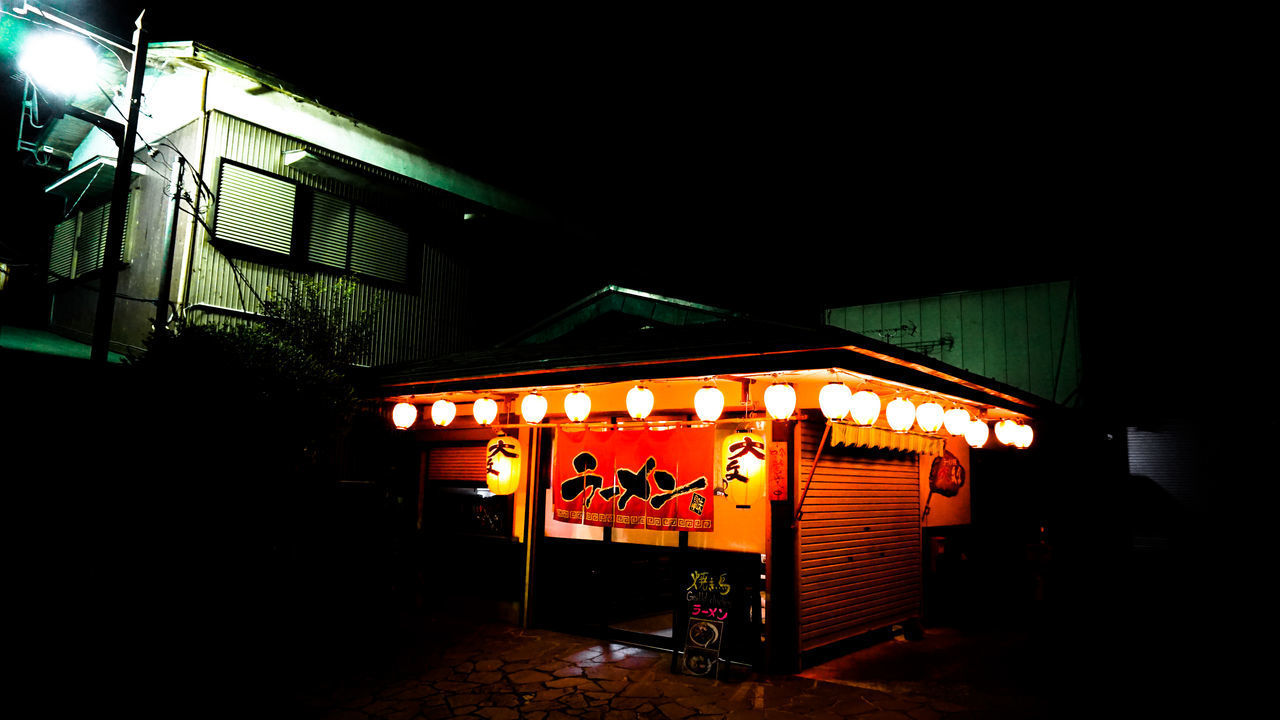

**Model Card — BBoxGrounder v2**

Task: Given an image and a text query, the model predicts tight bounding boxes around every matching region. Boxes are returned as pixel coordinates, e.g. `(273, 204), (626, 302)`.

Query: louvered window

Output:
(351, 207), (408, 284)
(214, 162), (297, 256)
(214, 159), (410, 285)
(48, 194), (133, 283)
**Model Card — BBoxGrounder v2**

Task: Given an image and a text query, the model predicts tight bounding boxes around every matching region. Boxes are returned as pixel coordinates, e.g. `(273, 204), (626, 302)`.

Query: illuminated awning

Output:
(830, 422), (944, 455)
(43, 155), (146, 200)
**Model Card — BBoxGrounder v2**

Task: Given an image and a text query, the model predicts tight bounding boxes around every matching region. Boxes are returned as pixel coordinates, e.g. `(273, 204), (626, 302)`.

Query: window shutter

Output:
(427, 445), (487, 483)
(308, 192), (351, 270)
(75, 204), (109, 276)
(351, 206), (408, 283)
(49, 216), (77, 283)
(215, 163), (296, 255)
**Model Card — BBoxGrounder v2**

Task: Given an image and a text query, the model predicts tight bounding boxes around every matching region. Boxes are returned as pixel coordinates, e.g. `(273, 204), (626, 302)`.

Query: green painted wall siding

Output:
(825, 281), (1081, 407)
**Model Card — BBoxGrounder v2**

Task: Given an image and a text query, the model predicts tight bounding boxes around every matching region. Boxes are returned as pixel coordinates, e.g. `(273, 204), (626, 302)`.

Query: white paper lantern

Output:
(473, 397), (498, 426)
(916, 401), (944, 433)
(965, 419), (990, 448)
(1013, 423), (1034, 449)
(943, 407), (971, 436)
(818, 382), (853, 421)
(763, 382), (796, 420)
(391, 402), (417, 430)
(886, 396), (916, 433)
(850, 390), (881, 426)
(626, 385), (655, 420)
(520, 392), (548, 424)
(431, 399), (457, 427)
(694, 385), (724, 422)
(565, 390), (591, 422)
(994, 419), (1018, 446)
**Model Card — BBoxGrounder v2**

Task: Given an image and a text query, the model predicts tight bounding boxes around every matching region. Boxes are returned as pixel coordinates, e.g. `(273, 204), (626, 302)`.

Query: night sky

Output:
(2, 3), (1256, 387)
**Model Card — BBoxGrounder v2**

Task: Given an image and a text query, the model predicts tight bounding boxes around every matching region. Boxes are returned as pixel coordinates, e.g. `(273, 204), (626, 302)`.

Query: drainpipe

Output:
(175, 66), (210, 314)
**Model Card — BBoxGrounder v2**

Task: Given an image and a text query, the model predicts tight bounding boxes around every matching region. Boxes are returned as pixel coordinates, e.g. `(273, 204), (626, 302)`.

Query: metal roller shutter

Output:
(427, 445), (486, 483)
(798, 421), (922, 653)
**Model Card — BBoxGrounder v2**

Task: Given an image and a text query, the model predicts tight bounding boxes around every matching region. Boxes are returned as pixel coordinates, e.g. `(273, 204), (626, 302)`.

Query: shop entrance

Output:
(535, 535), (680, 648)
(535, 532), (764, 667)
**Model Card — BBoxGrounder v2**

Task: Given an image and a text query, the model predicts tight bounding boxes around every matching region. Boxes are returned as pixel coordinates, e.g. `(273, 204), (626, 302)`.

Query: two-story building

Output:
(28, 39), (543, 363)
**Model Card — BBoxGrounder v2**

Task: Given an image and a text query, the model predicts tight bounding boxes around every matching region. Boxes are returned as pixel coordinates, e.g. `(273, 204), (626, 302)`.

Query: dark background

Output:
(3, 3), (1256, 335)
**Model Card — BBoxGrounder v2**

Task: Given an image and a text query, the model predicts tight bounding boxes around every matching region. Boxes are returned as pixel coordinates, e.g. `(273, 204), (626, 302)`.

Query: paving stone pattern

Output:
(296, 618), (1011, 720)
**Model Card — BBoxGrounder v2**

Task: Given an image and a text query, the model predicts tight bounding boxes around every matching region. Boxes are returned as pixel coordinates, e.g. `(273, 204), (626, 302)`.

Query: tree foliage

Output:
(131, 275), (379, 469)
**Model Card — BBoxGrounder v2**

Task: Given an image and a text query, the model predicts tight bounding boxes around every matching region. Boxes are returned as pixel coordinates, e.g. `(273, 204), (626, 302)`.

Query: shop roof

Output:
(365, 287), (1050, 417)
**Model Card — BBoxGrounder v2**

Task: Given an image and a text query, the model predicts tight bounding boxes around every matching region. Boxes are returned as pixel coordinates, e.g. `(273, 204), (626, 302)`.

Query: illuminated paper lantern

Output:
(391, 402), (417, 430)
(994, 419), (1018, 446)
(943, 407), (971, 436)
(763, 382), (796, 420)
(565, 390), (591, 422)
(520, 392), (548, 424)
(722, 430), (766, 506)
(473, 397), (498, 426)
(850, 390), (881, 426)
(819, 382), (852, 421)
(916, 401), (944, 433)
(965, 419), (990, 448)
(1013, 423), (1034, 449)
(886, 397), (915, 433)
(694, 385), (724, 422)
(431, 399), (457, 427)
(626, 385), (655, 420)
(486, 435), (522, 495)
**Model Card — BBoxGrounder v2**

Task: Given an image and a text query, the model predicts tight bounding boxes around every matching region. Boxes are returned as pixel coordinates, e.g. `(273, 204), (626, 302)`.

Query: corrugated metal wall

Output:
(825, 281), (1080, 407)
(797, 421), (922, 653)
(186, 111), (470, 365)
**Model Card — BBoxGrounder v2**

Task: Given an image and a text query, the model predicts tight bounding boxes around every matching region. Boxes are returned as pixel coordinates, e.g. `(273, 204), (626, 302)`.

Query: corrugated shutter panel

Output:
(351, 207), (408, 284)
(49, 217), (76, 283)
(308, 192), (350, 269)
(75, 204), (109, 276)
(427, 445), (486, 483)
(215, 163), (296, 255)
(798, 421), (922, 653)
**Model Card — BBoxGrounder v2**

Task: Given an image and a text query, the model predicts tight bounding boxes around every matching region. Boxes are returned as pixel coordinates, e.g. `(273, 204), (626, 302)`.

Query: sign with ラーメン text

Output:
(553, 426), (715, 531)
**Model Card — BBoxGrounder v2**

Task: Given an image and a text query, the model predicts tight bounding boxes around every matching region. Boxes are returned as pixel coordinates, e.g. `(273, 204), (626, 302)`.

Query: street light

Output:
(7, 1), (147, 364)
(16, 30), (101, 98)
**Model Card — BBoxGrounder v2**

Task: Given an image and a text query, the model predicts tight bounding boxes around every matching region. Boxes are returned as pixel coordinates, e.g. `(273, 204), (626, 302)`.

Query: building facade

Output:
(35, 41), (541, 363)
(368, 286), (1052, 674)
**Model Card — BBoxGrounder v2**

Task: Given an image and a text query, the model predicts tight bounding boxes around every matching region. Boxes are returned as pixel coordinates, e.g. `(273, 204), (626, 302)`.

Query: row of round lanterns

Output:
(816, 381), (1033, 449)
(391, 380), (1033, 449)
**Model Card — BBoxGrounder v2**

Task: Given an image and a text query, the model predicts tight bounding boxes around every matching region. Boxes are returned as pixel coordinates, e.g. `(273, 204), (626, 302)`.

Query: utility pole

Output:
(7, 1), (148, 364)
(91, 12), (147, 364)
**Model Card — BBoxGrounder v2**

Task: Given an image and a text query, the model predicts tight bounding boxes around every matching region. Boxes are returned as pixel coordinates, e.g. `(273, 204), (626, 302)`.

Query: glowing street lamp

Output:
(17, 31), (103, 99)
(8, 3), (149, 363)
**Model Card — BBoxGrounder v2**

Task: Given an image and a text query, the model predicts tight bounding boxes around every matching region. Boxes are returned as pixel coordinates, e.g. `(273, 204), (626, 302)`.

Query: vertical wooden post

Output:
(767, 418), (801, 673)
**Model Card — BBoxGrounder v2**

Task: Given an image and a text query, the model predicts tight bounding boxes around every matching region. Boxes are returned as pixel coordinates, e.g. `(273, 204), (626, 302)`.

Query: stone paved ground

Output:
(287, 613), (1032, 720)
